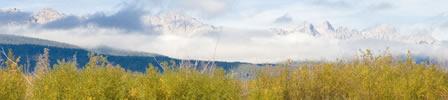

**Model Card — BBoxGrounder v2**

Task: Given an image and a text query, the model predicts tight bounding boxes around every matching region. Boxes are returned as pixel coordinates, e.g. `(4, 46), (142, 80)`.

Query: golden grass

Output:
(0, 50), (447, 99)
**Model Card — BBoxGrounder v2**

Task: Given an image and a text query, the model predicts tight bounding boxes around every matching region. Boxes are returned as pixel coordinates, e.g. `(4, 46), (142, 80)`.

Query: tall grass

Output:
(0, 49), (448, 99)
(248, 50), (448, 99)
(30, 54), (241, 99)
(0, 50), (27, 100)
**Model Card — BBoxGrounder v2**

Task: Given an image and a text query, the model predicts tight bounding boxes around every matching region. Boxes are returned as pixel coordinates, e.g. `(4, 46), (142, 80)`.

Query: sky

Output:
(2, 0), (447, 28)
(1, 0), (448, 63)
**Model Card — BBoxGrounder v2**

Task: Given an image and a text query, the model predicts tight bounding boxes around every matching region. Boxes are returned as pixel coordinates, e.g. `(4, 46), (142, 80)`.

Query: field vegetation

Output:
(0, 49), (448, 99)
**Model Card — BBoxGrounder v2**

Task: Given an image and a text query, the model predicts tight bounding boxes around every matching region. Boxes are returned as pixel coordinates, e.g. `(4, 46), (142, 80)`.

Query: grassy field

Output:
(1, 49), (448, 99)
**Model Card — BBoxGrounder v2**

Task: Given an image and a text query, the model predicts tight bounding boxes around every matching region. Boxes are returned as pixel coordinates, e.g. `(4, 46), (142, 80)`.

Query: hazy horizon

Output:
(1, 0), (448, 63)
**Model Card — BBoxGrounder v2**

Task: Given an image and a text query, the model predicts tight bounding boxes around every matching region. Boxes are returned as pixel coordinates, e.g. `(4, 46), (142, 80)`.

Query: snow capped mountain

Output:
(329, 27), (360, 40)
(358, 24), (438, 44)
(1, 8), (222, 36)
(271, 21), (348, 37)
(298, 23), (320, 36)
(0, 7), (441, 45)
(144, 12), (221, 37)
(315, 21), (335, 34)
(271, 22), (320, 36)
(271, 21), (439, 44)
(0, 8), (64, 25)
(31, 8), (64, 24)
(360, 24), (400, 40)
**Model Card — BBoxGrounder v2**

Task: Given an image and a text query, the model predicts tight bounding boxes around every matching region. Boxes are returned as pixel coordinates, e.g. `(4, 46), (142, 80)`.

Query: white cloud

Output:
(179, 0), (231, 14)
(1, 23), (447, 63)
(1, 0), (448, 63)
(273, 14), (293, 24)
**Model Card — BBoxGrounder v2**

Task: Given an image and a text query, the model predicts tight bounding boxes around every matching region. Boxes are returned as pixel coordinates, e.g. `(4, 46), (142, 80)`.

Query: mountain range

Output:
(270, 21), (438, 45)
(0, 34), (243, 72)
(0, 8), (221, 36)
(144, 12), (222, 37)
(2, 7), (439, 45)
(0, 8), (447, 66)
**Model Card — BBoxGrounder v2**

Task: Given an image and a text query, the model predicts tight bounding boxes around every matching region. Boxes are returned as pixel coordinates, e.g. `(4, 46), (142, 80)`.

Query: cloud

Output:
(86, 6), (146, 31)
(178, 0), (232, 14)
(367, 2), (395, 11)
(273, 14), (293, 24)
(0, 3), (151, 32)
(440, 20), (448, 28)
(39, 3), (151, 32)
(357, 2), (395, 14)
(307, 0), (353, 8)
(43, 16), (83, 29)
(2, 22), (447, 63)
(140, 0), (235, 17)
(1, 0), (448, 63)
(0, 9), (31, 24)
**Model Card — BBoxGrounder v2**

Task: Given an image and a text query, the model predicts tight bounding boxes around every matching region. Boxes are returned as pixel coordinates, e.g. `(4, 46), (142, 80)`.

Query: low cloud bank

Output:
(1, 24), (447, 64)
(0, 2), (447, 63)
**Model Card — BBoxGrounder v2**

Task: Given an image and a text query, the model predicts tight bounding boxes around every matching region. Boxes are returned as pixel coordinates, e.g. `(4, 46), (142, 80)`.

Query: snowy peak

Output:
(360, 24), (400, 40)
(31, 8), (64, 24)
(365, 24), (398, 34)
(404, 34), (437, 44)
(316, 21), (335, 33)
(144, 12), (221, 36)
(272, 21), (439, 45)
(271, 21), (337, 36)
(298, 23), (320, 36)
(270, 22), (321, 36)
(0, 8), (64, 24)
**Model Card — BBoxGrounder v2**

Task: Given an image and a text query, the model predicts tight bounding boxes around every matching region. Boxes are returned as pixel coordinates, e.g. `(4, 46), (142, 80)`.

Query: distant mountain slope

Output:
(0, 34), (79, 48)
(0, 34), (242, 72)
(89, 46), (160, 57)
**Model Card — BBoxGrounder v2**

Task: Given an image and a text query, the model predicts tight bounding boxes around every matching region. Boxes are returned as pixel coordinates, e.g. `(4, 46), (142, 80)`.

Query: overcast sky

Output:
(2, 0), (448, 29)
(1, 0), (448, 63)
